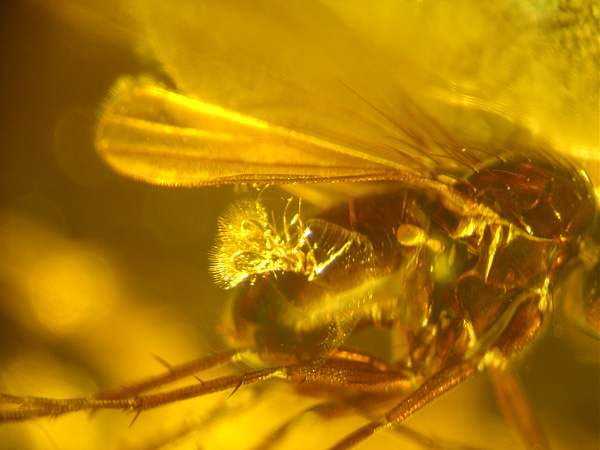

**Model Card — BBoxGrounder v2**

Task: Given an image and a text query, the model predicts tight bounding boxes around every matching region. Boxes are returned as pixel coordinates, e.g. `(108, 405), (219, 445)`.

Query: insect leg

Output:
(0, 364), (284, 422)
(251, 401), (348, 450)
(253, 396), (493, 450)
(0, 347), (251, 422)
(0, 350), (411, 423)
(327, 359), (481, 450)
(94, 346), (250, 400)
(387, 424), (492, 450)
(487, 365), (549, 450)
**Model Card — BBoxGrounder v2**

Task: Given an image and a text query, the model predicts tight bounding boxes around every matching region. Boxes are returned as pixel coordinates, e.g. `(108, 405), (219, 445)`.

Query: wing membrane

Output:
(96, 80), (430, 186)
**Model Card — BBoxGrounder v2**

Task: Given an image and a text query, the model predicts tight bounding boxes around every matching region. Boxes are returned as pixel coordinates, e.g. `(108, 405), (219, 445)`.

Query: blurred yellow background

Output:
(0, 1), (598, 450)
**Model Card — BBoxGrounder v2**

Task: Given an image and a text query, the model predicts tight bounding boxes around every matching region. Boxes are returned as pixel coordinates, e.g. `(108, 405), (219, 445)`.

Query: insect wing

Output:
(97, 0), (598, 189)
(96, 79), (421, 187)
(95, 0), (475, 188)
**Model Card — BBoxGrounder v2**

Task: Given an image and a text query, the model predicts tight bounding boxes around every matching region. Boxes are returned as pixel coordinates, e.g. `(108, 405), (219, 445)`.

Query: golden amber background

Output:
(0, 1), (598, 449)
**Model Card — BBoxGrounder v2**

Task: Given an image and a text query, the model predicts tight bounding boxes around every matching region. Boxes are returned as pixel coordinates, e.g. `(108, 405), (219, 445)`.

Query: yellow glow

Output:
(1, 1), (598, 450)
(27, 247), (116, 334)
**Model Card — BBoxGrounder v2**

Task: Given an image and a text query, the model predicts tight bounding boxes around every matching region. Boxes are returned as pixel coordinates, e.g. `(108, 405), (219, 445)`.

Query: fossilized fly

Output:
(1, 1), (598, 449)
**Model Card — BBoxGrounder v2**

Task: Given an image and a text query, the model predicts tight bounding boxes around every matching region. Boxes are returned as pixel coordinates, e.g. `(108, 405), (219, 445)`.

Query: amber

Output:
(1, 1), (598, 449)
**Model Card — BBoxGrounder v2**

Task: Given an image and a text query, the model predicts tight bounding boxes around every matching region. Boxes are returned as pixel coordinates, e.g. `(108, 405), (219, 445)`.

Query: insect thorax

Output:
(211, 156), (598, 377)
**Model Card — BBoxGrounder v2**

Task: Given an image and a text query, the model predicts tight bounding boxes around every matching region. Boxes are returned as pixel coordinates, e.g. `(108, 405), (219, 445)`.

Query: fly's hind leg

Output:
(251, 401), (349, 450)
(0, 347), (412, 423)
(487, 365), (549, 450)
(0, 347), (252, 422)
(93, 347), (250, 400)
(327, 358), (481, 450)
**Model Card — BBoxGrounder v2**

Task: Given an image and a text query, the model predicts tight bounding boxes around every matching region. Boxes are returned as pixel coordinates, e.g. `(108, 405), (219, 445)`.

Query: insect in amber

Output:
(1, 1), (598, 449)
